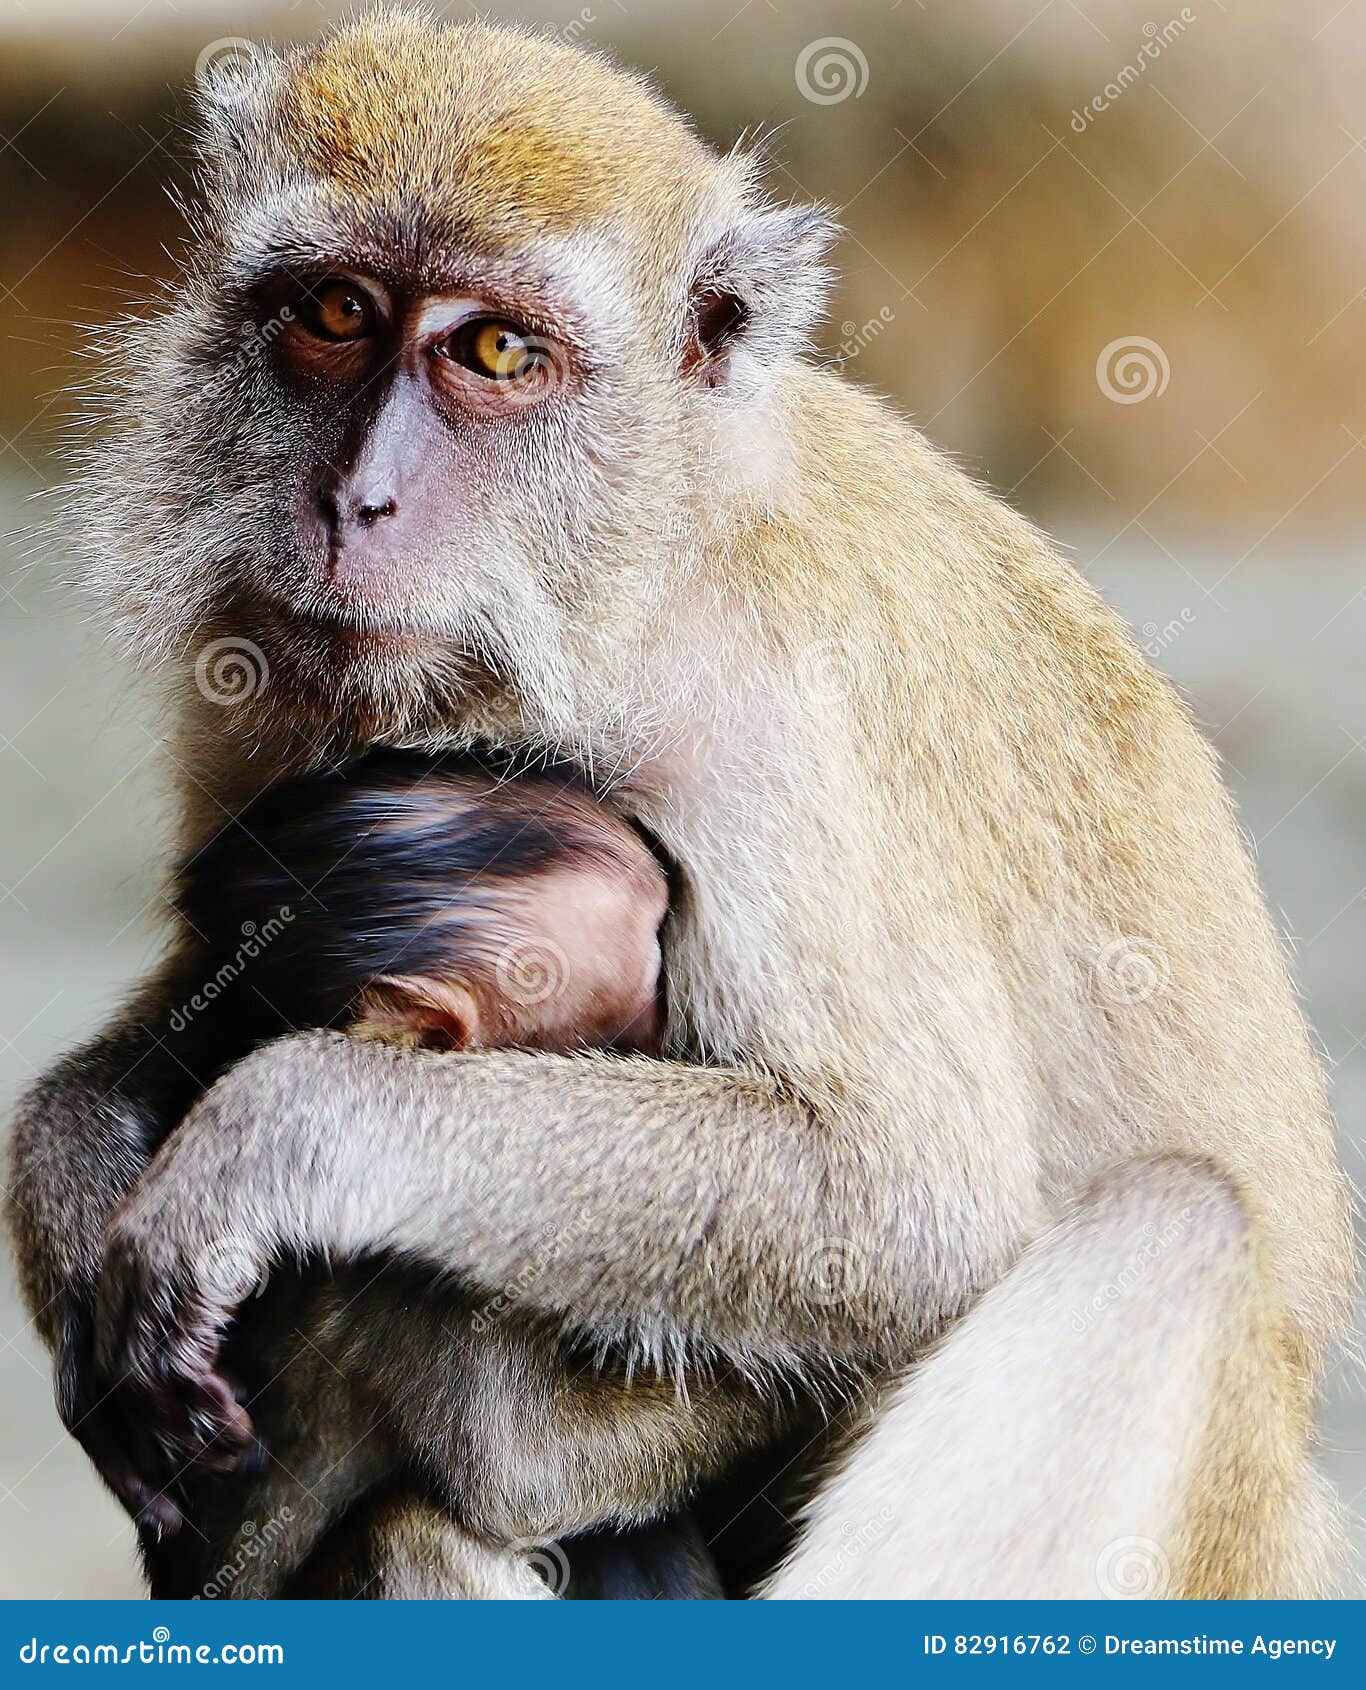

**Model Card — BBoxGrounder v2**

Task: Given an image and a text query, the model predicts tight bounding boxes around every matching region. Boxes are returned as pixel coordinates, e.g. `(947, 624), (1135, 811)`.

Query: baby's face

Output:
(351, 854), (668, 1056)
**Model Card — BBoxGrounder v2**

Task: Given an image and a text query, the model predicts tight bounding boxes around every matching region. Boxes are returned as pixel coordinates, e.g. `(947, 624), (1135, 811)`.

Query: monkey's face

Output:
(74, 14), (831, 748)
(237, 264), (623, 652)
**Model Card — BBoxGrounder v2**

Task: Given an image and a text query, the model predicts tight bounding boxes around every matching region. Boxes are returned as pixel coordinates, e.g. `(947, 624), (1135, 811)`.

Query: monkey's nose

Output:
(354, 497), (397, 528)
(315, 485), (397, 538)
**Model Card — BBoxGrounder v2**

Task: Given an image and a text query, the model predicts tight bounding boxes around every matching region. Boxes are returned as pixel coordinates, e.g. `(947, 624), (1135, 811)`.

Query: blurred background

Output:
(1, 0), (1363, 1597)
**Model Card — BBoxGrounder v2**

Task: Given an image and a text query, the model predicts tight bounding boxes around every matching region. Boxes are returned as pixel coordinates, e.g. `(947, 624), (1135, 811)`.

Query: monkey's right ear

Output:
(189, 42), (283, 189)
(683, 203), (839, 388)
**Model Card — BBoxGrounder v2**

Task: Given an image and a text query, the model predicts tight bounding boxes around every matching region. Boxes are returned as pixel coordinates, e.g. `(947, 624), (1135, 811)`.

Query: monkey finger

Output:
(129, 1482), (186, 1539)
(71, 1391), (187, 1534)
(178, 1359), (257, 1449)
(178, 1365), (268, 1473)
(83, 1423), (181, 1532)
(52, 1298), (177, 1525)
(91, 1281), (254, 1488)
(92, 1254), (188, 1388)
(236, 1434), (271, 1477)
(181, 1429), (271, 1480)
(131, 1352), (260, 1478)
(103, 1381), (245, 1527)
(93, 1236), (235, 1425)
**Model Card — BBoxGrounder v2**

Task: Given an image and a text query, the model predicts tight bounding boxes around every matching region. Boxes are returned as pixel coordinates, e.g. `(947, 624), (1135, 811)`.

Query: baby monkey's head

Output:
(178, 752), (668, 1057)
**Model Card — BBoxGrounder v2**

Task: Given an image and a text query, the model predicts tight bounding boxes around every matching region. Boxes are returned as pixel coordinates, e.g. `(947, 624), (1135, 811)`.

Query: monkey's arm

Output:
(94, 1031), (933, 1449)
(6, 949), (257, 1522)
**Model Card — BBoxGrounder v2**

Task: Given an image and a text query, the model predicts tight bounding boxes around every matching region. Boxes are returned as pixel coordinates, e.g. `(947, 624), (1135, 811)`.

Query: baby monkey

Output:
(157, 753), (758, 1599)
(181, 750), (669, 1062)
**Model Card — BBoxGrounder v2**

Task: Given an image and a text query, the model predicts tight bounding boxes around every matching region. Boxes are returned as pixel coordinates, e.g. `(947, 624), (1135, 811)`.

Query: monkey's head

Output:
(76, 8), (833, 750)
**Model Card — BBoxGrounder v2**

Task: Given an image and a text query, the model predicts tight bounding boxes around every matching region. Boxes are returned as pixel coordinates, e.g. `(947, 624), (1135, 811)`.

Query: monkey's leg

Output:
(144, 1462), (549, 1601)
(138, 1334), (540, 1602)
(332, 1290), (781, 1556)
(331, 1354), (747, 1602)
(154, 1268), (750, 1601)
(140, 1302), (401, 1600)
(146, 1274), (527, 1602)
(292, 1271), (777, 1594)
(144, 1432), (396, 1599)
(288, 1493), (556, 1600)
(762, 1157), (1342, 1600)
(155, 1478), (550, 1601)
(292, 1497), (724, 1601)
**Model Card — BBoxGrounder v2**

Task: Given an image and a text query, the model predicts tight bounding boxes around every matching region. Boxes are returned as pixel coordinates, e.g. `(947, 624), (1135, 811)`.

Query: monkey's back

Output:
(752, 368), (1351, 1362)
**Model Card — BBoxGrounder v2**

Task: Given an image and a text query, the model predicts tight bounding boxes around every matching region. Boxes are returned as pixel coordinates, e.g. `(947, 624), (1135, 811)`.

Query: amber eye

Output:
(296, 278), (377, 342)
(440, 318), (546, 382)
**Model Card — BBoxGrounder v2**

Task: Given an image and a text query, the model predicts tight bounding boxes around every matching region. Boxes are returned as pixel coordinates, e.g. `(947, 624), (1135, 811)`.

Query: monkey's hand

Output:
(51, 1289), (194, 1536)
(7, 949), (268, 1534)
(92, 1158), (266, 1518)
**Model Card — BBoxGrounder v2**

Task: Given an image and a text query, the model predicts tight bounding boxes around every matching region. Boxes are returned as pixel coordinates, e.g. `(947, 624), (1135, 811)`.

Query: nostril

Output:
(315, 486), (340, 535)
(354, 498), (397, 528)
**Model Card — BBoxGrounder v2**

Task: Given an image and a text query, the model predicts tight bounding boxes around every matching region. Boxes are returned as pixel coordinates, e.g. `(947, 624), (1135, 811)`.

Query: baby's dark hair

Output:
(175, 749), (653, 1040)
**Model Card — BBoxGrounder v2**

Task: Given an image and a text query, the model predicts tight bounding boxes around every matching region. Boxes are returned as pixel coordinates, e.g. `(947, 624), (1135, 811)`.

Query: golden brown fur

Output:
(281, 20), (710, 246)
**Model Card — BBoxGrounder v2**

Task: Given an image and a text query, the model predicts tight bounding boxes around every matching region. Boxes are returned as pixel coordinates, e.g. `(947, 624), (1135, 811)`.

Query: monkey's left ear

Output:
(683, 204), (838, 388)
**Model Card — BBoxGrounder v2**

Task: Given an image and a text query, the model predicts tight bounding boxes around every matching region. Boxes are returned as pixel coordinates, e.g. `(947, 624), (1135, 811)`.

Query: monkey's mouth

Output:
(272, 595), (446, 653)
(258, 597), (509, 728)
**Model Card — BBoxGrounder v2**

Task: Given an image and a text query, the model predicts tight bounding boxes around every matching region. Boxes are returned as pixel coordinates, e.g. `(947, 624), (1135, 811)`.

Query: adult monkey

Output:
(7, 8), (1352, 1598)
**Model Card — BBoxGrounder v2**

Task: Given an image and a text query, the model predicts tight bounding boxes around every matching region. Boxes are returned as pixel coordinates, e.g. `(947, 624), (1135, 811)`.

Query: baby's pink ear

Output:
(352, 975), (482, 1052)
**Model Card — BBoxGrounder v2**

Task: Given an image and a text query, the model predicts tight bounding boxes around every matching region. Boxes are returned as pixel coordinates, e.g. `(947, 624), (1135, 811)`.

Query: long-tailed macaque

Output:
(6, 8), (1353, 1598)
